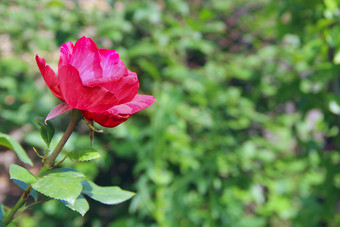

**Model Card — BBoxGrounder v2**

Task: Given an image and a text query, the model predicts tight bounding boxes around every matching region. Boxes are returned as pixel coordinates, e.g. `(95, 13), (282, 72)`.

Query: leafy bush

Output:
(1, 0), (340, 226)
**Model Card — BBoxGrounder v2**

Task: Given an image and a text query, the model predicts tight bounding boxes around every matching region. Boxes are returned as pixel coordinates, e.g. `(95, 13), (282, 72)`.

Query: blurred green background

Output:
(1, 0), (340, 226)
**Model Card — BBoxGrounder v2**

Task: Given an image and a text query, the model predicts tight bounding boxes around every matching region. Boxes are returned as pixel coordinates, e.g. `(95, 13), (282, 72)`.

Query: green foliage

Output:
(59, 195), (89, 216)
(36, 118), (55, 147)
(9, 164), (37, 184)
(32, 168), (86, 205)
(12, 179), (39, 201)
(2, 0), (340, 226)
(0, 133), (33, 166)
(81, 180), (135, 205)
(68, 148), (101, 162)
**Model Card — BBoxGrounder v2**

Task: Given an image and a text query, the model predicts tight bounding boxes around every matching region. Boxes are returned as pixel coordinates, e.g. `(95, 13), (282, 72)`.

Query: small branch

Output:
(3, 109), (81, 225)
(2, 186), (32, 225)
(13, 198), (53, 221)
(42, 144), (50, 163)
(53, 155), (68, 167)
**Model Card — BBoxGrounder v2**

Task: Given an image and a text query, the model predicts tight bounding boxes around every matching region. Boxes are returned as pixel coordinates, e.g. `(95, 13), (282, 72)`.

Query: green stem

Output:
(12, 198), (53, 222)
(44, 109), (81, 169)
(2, 186), (32, 225)
(2, 109), (81, 225)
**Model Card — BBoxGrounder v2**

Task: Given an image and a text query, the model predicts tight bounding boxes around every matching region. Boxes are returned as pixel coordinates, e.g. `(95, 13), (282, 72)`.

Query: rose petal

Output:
(69, 37), (102, 83)
(84, 69), (139, 103)
(98, 49), (122, 78)
(36, 55), (64, 101)
(81, 110), (129, 128)
(110, 94), (156, 115)
(58, 64), (119, 112)
(59, 41), (74, 68)
(45, 102), (73, 123)
(82, 94), (156, 127)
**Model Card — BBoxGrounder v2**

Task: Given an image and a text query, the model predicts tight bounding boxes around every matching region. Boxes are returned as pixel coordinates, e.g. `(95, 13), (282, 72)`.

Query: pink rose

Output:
(36, 37), (155, 127)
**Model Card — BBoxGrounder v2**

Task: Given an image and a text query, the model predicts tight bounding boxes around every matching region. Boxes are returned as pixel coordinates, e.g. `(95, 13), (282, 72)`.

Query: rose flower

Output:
(36, 37), (156, 127)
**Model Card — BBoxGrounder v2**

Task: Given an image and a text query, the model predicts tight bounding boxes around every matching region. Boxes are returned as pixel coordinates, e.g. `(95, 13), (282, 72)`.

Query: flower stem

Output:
(2, 186), (32, 225)
(2, 109), (81, 225)
(44, 109), (81, 169)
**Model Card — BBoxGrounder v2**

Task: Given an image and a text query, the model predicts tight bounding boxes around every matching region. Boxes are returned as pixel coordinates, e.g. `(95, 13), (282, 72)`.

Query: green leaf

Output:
(81, 180), (135, 205)
(32, 168), (86, 205)
(0, 203), (4, 221)
(9, 164), (37, 185)
(41, 122), (55, 146)
(13, 179), (39, 201)
(68, 148), (101, 162)
(59, 195), (89, 216)
(34, 117), (55, 146)
(0, 133), (33, 166)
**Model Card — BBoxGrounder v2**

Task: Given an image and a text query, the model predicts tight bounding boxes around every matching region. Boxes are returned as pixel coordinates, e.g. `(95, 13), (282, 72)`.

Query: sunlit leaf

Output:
(0, 133), (33, 166)
(32, 168), (86, 205)
(9, 164), (37, 185)
(81, 180), (135, 205)
(68, 148), (101, 162)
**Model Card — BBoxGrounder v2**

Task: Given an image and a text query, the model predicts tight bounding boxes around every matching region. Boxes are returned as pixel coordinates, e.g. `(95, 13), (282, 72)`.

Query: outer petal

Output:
(81, 110), (129, 128)
(84, 69), (139, 104)
(69, 37), (102, 83)
(82, 94), (156, 127)
(110, 94), (156, 115)
(58, 64), (119, 112)
(45, 102), (73, 123)
(59, 41), (74, 68)
(36, 55), (64, 101)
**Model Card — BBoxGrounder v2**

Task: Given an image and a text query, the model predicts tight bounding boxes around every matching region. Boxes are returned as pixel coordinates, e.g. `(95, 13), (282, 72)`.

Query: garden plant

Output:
(2, 0), (340, 226)
(0, 36), (155, 226)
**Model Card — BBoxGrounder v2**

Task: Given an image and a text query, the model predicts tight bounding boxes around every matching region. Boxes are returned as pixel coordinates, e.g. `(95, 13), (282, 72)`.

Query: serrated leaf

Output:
(68, 148), (101, 162)
(13, 179), (39, 201)
(81, 180), (135, 205)
(0, 133), (33, 166)
(0, 203), (4, 221)
(59, 195), (89, 216)
(9, 164), (37, 185)
(32, 168), (86, 205)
